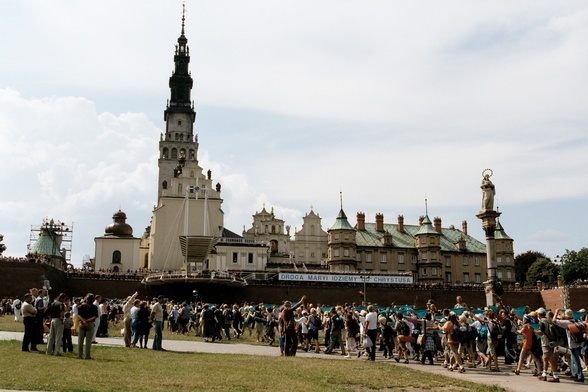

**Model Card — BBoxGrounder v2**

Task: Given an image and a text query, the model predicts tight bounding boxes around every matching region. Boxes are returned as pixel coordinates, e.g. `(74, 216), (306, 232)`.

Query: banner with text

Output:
(278, 273), (413, 284)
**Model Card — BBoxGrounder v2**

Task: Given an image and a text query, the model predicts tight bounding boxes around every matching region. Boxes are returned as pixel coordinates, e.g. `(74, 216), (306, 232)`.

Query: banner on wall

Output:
(278, 273), (413, 284)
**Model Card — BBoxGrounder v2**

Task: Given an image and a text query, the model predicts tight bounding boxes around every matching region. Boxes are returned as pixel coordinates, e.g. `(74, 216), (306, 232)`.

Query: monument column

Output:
(476, 169), (501, 307)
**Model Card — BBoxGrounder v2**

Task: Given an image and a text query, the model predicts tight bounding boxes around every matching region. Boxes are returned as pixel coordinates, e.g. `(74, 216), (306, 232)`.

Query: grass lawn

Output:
(0, 315), (505, 392)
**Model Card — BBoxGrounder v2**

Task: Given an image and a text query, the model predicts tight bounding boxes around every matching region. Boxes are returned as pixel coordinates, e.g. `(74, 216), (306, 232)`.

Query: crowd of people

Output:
(6, 289), (588, 383)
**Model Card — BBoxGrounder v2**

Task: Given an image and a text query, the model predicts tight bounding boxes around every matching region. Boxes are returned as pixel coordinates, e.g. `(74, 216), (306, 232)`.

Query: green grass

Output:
(0, 316), (505, 392)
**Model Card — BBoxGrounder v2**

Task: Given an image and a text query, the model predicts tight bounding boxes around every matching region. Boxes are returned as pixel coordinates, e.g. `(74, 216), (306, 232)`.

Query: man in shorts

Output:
(537, 308), (559, 382)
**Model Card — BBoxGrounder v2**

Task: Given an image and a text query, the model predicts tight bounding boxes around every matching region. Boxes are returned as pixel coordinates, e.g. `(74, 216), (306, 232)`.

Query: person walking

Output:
(46, 293), (66, 356)
(364, 305), (378, 361)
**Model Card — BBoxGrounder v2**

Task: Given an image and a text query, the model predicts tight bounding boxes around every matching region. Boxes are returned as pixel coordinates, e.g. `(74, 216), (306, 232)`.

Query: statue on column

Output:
(480, 169), (495, 211)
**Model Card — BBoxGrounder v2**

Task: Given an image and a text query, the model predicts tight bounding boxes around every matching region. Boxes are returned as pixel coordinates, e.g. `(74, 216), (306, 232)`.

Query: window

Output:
(334, 249), (340, 257)
(334, 234), (340, 240)
(475, 273), (481, 283)
(462, 256), (468, 266)
(463, 273), (470, 283)
(366, 253), (372, 263)
(497, 270), (503, 279)
(398, 253), (405, 264)
(412, 255), (417, 264)
(380, 253), (387, 263)
(445, 257), (451, 267)
(178, 183), (182, 193)
(421, 252), (428, 261)
(507, 270), (512, 279)
(445, 272), (452, 283)
(431, 252), (437, 260)
(171, 148), (177, 158)
(506, 256), (511, 264)
(475, 257), (480, 266)
(344, 234), (349, 240)
(334, 265), (340, 272)
(299, 252), (304, 257)
(356, 253), (361, 261)
(248, 253), (254, 264)
(422, 268), (428, 276)
(112, 250), (121, 264)
(420, 237), (426, 244)
(232, 252), (238, 263)
(432, 267), (437, 276)
(344, 249), (349, 257)
(344, 265), (350, 272)
(311, 252), (315, 258)
(497, 256), (502, 264)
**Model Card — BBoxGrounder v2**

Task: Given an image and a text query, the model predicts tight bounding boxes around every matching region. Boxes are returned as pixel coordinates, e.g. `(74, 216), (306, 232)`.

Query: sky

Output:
(1, 1), (587, 267)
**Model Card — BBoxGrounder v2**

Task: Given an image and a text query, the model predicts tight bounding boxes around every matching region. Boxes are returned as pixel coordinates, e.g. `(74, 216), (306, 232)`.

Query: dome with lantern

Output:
(104, 210), (133, 237)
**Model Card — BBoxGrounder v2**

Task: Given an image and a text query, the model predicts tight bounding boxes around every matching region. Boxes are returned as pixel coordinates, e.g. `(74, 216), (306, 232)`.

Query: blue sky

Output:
(0, 1), (587, 267)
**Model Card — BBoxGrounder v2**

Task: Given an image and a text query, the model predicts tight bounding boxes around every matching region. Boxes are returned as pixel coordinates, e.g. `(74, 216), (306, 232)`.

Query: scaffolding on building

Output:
(28, 218), (73, 269)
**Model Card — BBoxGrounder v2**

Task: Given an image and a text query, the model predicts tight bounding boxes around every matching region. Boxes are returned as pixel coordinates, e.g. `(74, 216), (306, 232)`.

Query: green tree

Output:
(526, 257), (559, 287)
(514, 250), (548, 286)
(560, 248), (588, 285)
(0, 234), (6, 256)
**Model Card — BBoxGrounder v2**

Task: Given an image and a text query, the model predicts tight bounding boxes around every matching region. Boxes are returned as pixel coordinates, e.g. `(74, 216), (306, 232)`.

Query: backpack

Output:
(333, 315), (345, 330)
(569, 321), (586, 343)
(399, 320), (410, 336)
(489, 321), (500, 341)
(451, 325), (467, 343)
(479, 324), (488, 339)
(14, 302), (21, 310)
(311, 314), (323, 330)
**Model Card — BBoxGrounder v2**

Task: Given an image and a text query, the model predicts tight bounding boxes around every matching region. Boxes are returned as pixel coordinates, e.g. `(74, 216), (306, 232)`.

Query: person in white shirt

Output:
(12, 297), (22, 322)
(364, 305), (378, 361)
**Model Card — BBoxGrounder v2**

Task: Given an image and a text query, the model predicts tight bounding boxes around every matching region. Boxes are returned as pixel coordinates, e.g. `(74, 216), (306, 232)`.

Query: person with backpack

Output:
(553, 308), (584, 383)
(537, 308), (560, 382)
(324, 306), (347, 356)
(363, 305), (378, 361)
(513, 314), (542, 376)
(442, 313), (466, 373)
(472, 314), (489, 367)
(307, 307), (323, 353)
(486, 310), (502, 372)
(394, 312), (413, 364)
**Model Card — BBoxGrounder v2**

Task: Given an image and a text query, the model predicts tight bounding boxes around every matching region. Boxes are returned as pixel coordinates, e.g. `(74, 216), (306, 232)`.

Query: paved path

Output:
(1, 331), (585, 392)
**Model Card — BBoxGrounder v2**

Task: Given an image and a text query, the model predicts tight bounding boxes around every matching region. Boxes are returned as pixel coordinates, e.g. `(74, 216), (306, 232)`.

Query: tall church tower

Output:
(158, 6), (197, 199)
(148, 7), (224, 271)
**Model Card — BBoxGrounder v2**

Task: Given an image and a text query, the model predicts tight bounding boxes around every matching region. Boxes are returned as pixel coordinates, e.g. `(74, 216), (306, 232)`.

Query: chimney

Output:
(434, 217), (442, 233)
(357, 212), (365, 231)
(375, 213), (384, 232)
(462, 220), (468, 235)
(419, 216), (424, 226)
(397, 215), (404, 232)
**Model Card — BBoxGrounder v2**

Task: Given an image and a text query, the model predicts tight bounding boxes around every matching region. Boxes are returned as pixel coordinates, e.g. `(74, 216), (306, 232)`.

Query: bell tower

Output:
(158, 4), (198, 200)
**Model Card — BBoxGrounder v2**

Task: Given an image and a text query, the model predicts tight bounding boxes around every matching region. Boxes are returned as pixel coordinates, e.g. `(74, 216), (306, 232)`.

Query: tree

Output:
(560, 248), (588, 285)
(514, 250), (548, 286)
(526, 258), (559, 287)
(0, 234), (6, 256)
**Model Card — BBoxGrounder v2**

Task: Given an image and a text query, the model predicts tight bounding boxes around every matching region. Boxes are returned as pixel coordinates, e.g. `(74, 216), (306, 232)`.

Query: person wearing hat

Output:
(553, 308), (584, 382)
(513, 314), (542, 376)
(21, 293), (37, 351)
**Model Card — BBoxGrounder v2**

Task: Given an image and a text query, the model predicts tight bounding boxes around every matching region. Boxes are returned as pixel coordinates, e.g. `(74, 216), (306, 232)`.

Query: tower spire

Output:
(181, 1), (186, 36)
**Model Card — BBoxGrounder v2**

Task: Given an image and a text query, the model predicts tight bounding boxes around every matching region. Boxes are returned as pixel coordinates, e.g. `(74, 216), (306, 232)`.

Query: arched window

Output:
(180, 134), (184, 141)
(189, 149), (195, 160)
(162, 180), (167, 189)
(112, 266), (120, 272)
(174, 133), (179, 141)
(162, 147), (168, 159)
(112, 251), (121, 264)
(180, 148), (186, 158)
(144, 254), (148, 269)
(171, 148), (178, 159)
(190, 170), (194, 178)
